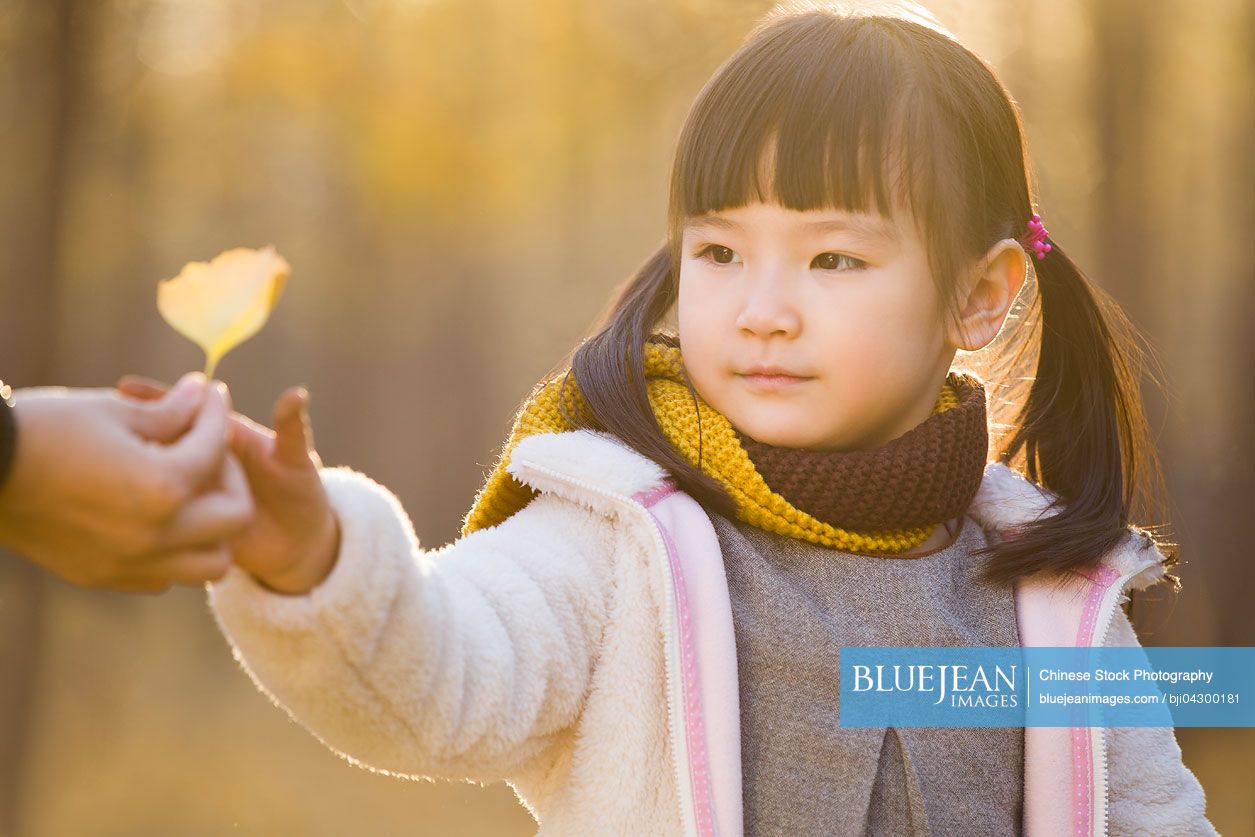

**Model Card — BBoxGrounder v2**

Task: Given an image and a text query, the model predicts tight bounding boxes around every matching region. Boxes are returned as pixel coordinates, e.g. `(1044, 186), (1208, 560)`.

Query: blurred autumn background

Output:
(0, 0), (1252, 834)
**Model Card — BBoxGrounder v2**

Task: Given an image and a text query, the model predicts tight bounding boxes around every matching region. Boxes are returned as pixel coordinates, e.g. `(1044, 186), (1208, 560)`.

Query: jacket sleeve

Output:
(1102, 601), (1219, 836)
(206, 465), (617, 785)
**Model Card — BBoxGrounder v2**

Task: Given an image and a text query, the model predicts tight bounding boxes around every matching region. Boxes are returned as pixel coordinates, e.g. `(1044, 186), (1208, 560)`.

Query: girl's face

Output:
(677, 199), (957, 452)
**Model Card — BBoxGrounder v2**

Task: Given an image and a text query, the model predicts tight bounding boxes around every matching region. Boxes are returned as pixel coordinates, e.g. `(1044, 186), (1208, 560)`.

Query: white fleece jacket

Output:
(206, 428), (1215, 836)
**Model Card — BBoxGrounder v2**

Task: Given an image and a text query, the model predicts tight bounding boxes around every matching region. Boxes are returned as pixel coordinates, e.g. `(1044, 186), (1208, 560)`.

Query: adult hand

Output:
(0, 374), (254, 593)
(117, 375), (339, 595)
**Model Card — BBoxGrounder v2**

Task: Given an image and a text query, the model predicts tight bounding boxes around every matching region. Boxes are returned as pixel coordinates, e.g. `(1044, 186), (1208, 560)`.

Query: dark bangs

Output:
(665, 10), (1020, 329)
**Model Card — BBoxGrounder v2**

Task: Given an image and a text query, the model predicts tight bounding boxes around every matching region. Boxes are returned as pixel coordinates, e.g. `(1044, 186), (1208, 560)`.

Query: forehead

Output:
(683, 207), (902, 247)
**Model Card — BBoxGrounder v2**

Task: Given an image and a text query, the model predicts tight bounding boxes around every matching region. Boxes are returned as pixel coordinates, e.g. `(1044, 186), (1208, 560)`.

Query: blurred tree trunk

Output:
(1088, 0), (1169, 637)
(1218, 0), (1255, 644)
(0, 0), (91, 833)
(1089, 0), (1158, 427)
(1091, 0), (1253, 646)
(1090, 0), (1155, 312)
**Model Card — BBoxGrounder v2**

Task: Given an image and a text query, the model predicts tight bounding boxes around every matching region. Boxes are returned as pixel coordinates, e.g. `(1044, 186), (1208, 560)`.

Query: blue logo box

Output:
(838, 646), (1255, 727)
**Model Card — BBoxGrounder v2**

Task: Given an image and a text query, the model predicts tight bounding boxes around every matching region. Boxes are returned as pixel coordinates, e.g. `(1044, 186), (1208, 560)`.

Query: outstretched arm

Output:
(117, 375), (617, 784)
(209, 469), (616, 785)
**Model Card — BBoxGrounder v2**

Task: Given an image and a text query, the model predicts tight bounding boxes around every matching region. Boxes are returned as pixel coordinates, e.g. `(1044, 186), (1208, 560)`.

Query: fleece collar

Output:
(506, 429), (1168, 588)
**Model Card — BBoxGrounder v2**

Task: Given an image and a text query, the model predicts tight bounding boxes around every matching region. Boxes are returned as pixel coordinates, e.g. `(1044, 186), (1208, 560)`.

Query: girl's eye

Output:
(813, 252), (868, 271)
(694, 244), (739, 265)
(692, 245), (867, 272)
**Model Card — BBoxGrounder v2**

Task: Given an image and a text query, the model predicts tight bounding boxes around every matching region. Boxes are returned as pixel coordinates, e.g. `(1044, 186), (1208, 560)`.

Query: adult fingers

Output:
(110, 546), (233, 591)
(124, 376), (258, 445)
(107, 577), (174, 595)
(122, 372), (206, 444)
(152, 453), (254, 551)
(157, 546), (233, 585)
(163, 380), (232, 489)
(116, 374), (170, 401)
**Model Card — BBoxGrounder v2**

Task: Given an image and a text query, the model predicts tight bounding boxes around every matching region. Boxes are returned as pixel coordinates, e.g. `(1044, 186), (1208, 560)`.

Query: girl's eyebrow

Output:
(685, 213), (900, 246)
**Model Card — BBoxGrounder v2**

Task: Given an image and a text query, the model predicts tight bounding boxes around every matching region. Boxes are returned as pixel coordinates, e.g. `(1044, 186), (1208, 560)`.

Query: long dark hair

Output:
(532, 2), (1180, 602)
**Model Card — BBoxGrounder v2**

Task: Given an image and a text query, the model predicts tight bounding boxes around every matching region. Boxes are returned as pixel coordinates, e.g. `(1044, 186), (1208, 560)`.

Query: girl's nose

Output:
(735, 272), (802, 337)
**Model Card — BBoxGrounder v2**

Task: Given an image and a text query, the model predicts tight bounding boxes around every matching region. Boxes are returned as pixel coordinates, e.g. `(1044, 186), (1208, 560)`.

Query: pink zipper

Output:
(634, 481), (720, 837)
(1071, 563), (1122, 837)
(510, 458), (702, 836)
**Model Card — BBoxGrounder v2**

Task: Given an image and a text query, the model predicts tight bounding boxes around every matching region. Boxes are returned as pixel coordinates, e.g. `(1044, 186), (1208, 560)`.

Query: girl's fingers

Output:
(272, 387), (315, 469)
(227, 411), (276, 484)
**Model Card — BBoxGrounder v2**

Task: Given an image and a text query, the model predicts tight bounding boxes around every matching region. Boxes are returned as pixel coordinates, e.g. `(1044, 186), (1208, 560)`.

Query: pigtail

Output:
(976, 240), (1182, 602)
(552, 241), (740, 520)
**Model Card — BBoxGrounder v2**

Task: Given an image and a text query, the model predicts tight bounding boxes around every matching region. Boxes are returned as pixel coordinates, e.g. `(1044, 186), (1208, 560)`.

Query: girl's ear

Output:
(946, 238), (1028, 352)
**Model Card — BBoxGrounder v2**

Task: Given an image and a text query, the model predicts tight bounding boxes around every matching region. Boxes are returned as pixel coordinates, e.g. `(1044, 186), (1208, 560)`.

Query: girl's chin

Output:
(730, 414), (860, 450)
(731, 421), (819, 449)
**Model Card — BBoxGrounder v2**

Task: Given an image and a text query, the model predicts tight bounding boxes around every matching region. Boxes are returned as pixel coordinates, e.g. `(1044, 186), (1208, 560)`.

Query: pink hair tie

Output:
(1021, 213), (1052, 260)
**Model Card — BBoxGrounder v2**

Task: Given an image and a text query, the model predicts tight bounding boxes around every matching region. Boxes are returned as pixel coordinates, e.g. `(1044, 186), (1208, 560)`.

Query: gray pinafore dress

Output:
(712, 511), (1023, 836)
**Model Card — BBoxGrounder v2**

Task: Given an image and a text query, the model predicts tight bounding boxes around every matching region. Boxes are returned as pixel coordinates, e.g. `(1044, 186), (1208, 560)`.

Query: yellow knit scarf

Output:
(461, 340), (963, 554)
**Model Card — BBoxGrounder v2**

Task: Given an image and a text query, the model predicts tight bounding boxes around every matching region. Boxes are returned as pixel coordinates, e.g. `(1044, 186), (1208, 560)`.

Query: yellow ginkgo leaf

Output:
(157, 245), (290, 378)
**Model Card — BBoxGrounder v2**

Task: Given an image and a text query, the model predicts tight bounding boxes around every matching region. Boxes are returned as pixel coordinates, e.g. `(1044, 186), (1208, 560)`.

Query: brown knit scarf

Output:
(736, 371), (989, 533)
(462, 337), (990, 554)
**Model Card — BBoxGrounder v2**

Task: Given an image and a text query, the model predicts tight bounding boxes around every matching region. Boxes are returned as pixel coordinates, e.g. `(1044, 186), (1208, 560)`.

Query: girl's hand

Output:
(116, 376), (340, 595)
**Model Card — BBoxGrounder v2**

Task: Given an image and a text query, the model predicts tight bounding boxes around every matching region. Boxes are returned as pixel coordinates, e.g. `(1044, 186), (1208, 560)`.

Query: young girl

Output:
(133, 4), (1218, 835)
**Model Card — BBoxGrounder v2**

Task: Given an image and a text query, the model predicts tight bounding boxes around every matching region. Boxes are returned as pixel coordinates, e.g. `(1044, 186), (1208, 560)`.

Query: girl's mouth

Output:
(738, 373), (813, 392)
